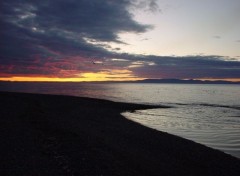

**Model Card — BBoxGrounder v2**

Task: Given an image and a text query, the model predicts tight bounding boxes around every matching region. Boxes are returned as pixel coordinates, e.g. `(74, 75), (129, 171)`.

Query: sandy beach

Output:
(0, 91), (239, 176)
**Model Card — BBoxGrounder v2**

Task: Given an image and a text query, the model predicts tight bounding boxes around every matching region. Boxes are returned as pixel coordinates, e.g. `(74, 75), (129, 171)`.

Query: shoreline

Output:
(0, 91), (239, 175)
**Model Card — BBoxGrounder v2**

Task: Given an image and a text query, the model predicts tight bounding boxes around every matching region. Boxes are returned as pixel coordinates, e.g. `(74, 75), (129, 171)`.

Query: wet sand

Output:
(0, 91), (239, 176)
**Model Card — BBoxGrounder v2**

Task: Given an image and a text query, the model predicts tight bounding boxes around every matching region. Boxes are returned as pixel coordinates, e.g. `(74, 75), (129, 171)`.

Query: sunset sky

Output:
(1, 0), (240, 82)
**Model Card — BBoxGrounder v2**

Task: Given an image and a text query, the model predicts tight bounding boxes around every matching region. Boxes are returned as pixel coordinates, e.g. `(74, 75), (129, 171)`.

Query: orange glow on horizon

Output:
(0, 71), (239, 83)
(0, 70), (144, 82)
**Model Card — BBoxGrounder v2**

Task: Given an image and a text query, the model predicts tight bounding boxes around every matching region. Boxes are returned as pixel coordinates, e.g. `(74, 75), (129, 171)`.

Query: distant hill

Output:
(0, 79), (239, 84)
(133, 79), (240, 84)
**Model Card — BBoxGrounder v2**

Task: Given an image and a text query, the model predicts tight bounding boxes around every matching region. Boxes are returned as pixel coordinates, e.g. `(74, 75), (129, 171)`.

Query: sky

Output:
(0, 0), (240, 82)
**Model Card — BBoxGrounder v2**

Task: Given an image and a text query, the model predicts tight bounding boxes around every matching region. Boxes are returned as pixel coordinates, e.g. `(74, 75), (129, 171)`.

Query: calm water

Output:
(1, 82), (239, 158)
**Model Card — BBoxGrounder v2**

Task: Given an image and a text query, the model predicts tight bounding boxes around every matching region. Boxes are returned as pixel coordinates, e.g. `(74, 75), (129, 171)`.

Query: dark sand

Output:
(0, 91), (239, 176)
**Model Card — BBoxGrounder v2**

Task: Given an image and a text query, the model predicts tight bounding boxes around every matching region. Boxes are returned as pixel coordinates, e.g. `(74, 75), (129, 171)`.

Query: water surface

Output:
(1, 82), (239, 158)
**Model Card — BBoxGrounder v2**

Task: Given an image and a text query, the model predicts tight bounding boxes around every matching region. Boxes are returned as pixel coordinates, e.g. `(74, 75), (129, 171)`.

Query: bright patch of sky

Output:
(111, 0), (240, 59)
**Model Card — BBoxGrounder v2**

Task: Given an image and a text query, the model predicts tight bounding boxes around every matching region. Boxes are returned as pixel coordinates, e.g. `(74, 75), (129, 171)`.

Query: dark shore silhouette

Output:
(0, 91), (239, 176)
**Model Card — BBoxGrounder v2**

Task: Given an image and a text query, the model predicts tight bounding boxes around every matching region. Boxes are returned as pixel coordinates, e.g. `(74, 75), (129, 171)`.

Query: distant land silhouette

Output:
(133, 79), (240, 84)
(95, 79), (240, 84)
(0, 79), (239, 84)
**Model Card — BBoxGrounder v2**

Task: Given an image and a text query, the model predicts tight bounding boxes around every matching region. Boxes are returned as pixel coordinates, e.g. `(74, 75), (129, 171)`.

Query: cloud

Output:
(139, 38), (150, 41)
(111, 58), (129, 62)
(0, 0), (239, 80)
(130, 0), (161, 13)
(213, 35), (221, 39)
(127, 55), (240, 79)
(148, 0), (161, 13)
(0, 0), (154, 76)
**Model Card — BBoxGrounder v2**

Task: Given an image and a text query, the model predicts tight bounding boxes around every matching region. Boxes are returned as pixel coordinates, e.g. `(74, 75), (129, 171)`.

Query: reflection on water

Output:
(1, 82), (239, 105)
(123, 105), (240, 158)
(0, 82), (240, 158)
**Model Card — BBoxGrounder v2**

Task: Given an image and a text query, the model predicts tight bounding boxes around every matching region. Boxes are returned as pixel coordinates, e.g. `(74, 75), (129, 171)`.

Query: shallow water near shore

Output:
(0, 82), (239, 158)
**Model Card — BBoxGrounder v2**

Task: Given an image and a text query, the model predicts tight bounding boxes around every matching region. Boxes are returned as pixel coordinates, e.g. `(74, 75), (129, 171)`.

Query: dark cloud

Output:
(0, 0), (153, 77)
(213, 35), (221, 39)
(148, 0), (161, 12)
(114, 48), (121, 51)
(127, 55), (240, 79)
(1, 0), (151, 41)
(130, 0), (161, 13)
(140, 38), (150, 41)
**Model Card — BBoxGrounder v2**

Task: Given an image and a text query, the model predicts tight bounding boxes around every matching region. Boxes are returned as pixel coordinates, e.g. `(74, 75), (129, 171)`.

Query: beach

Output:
(0, 91), (239, 176)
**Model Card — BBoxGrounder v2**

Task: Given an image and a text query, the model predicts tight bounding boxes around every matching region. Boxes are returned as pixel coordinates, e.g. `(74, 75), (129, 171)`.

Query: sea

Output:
(0, 82), (239, 158)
